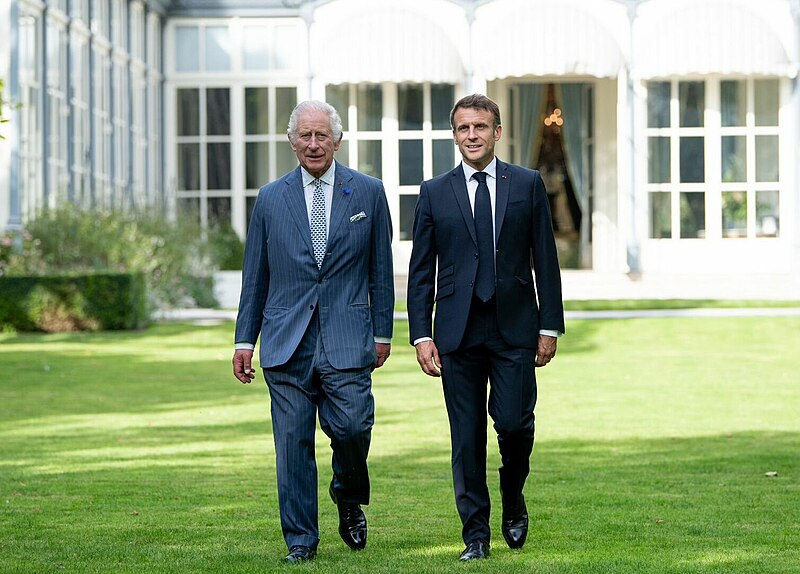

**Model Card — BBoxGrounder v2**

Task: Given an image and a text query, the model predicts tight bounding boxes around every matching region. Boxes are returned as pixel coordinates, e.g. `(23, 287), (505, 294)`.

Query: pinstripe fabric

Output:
(234, 161), (394, 550)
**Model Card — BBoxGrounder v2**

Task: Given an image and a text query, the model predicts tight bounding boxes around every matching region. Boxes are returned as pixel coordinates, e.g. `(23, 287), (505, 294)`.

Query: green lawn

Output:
(1, 317), (799, 573)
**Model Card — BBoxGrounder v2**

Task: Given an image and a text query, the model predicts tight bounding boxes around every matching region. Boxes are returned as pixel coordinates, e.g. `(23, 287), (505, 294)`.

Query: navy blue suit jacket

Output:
(407, 159), (564, 355)
(235, 162), (394, 369)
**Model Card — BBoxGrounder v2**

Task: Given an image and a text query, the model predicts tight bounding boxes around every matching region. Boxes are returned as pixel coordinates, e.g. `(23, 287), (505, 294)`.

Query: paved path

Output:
(156, 307), (800, 323)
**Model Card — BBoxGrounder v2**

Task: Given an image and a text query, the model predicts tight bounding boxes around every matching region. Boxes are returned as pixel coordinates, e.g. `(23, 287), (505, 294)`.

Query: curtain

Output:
(556, 83), (585, 203)
(518, 84), (545, 169)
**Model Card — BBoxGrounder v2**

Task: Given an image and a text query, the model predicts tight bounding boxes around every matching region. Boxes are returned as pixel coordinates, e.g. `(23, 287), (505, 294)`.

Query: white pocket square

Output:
(350, 211), (367, 222)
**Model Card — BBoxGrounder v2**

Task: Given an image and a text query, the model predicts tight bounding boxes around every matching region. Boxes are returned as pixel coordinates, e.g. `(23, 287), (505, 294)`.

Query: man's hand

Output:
(535, 335), (557, 367)
(233, 349), (256, 383)
(375, 342), (392, 369)
(415, 340), (442, 377)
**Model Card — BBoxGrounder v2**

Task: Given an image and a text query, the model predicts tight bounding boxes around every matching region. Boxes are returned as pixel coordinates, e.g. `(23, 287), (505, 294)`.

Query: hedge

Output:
(0, 272), (148, 332)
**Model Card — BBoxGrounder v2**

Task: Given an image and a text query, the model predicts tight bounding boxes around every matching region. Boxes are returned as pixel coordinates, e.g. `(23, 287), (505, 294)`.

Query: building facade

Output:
(2, 0), (800, 297)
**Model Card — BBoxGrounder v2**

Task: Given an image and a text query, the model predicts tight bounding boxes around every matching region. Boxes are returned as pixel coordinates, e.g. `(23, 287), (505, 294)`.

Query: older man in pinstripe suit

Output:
(232, 100), (394, 564)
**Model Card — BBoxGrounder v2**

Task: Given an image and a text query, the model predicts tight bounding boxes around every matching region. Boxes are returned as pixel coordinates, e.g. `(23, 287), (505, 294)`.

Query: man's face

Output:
(452, 107), (502, 171)
(289, 109), (341, 178)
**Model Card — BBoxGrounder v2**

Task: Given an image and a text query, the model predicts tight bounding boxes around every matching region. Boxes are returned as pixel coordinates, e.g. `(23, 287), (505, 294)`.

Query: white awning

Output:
(472, 0), (627, 80)
(633, 0), (797, 78)
(310, 0), (467, 84)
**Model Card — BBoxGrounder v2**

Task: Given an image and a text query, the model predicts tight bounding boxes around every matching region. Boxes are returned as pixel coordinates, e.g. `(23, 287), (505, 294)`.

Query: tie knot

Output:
(313, 178), (322, 189)
(472, 172), (488, 184)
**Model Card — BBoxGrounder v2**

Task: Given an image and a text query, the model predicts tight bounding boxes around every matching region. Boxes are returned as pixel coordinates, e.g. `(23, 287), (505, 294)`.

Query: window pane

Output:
(326, 84), (350, 131)
(245, 88), (268, 135)
(276, 142), (296, 175)
(358, 140), (382, 178)
(647, 81), (670, 128)
(242, 26), (268, 71)
(246, 142), (269, 189)
(754, 79), (779, 126)
(399, 194), (418, 241)
(722, 191), (747, 238)
(205, 26), (230, 71)
(679, 137), (704, 183)
(399, 140), (423, 186)
(649, 192), (671, 239)
(208, 197), (232, 228)
(177, 88), (199, 136)
(679, 81), (704, 127)
(680, 192), (705, 238)
(178, 197), (200, 225)
(175, 27), (198, 72)
(648, 136), (670, 183)
(178, 143), (199, 190)
(721, 136), (746, 183)
(207, 142), (231, 189)
(336, 140), (349, 167)
(755, 135), (779, 182)
(721, 80), (746, 127)
(276, 87), (297, 136)
(399, 85), (423, 130)
(432, 84), (455, 130)
(207, 88), (230, 136)
(433, 139), (454, 176)
(357, 85), (382, 131)
(756, 190), (779, 237)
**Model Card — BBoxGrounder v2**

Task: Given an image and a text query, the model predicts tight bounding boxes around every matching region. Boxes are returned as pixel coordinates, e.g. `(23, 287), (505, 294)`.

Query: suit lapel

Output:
(450, 167), (477, 246)
(495, 159), (511, 241)
(282, 167), (315, 259)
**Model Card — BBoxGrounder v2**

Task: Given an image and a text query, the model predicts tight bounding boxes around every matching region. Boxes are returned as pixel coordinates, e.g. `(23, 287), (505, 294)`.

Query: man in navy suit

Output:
(232, 100), (394, 564)
(407, 94), (564, 561)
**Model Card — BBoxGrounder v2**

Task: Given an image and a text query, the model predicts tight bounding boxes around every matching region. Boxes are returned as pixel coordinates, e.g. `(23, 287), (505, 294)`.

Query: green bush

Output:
(0, 206), (224, 311)
(0, 273), (148, 332)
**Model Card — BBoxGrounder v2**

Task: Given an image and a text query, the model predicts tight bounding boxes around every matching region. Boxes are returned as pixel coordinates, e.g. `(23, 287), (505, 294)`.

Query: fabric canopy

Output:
(310, 0), (467, 84)
(633, 0), (797, 78)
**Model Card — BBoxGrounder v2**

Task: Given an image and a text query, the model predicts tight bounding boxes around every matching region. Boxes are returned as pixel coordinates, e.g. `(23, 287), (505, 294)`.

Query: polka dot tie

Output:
(310, 178), (327, 269)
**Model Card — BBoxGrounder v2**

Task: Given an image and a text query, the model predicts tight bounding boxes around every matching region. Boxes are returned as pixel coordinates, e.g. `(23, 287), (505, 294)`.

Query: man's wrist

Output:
(413, 336), (433, 346)
(235, 342), (255, 351)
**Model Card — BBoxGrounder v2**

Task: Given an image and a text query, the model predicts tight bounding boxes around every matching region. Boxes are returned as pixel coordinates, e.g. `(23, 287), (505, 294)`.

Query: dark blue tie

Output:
(472, 171), (495, 302)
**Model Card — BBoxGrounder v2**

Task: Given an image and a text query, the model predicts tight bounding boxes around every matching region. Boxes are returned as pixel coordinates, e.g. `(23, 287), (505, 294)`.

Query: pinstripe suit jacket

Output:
(235, 162), (394, 370)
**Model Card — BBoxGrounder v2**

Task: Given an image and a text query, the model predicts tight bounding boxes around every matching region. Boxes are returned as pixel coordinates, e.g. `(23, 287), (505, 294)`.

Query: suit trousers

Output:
(263, 310), (374, 550)
(440, 297), (537, 544)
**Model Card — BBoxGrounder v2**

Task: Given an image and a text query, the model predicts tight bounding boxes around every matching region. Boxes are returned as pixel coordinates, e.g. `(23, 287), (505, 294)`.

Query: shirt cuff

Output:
(413, 336), (433, 346)
(235, 342), (255, 351)
(539, 329), (562, 338)
(374, 337), (392, 344)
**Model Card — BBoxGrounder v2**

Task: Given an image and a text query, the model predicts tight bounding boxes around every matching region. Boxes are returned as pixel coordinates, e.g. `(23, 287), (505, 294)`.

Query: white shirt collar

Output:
(301, 160), (337, 188)
(461, 157), (498, 183)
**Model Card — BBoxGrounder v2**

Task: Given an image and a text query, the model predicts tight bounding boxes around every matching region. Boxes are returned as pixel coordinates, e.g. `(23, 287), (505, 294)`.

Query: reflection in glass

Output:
(205, 26), (231, 71)
(680, 192), (705, 238)
(433, 139), (455, 176)
(721, 80), (746, 127)
(722, 191), (747, 237)
(207, 142), (231, 189)
(206, 88), (230, 136)
(357, 85), (382, 131)
(276, 87), (297, 136)
(242, 26), (268, 71)
(679, 81), (704, 127)
(177, 88), (199, 136)
(721, 136), (746, 182)
(647, 81), (670, 128)
(755, 135), (779, 182)
(754, 79), (779, 126)
(399, 85), (424, 130)
(432, 84), (455, 130)
(326, 84), (350, 131)
(648, 136), (670, 183)
(756, 190), (779, 237)
(399, 194), (418, 241)
(178, 143), (199, 190)
(175, 27), (199, 72)
(679, 137), (704, 183)
(649, 192), (671, 239)
(245, 88), (268, 135)
(399, 140), (423, 186)
(245, 142), (269, 189)
(358, 140), (382, 178)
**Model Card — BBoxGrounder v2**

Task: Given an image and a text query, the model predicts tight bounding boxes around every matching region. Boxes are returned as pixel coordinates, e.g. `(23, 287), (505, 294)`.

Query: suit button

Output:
(309, 304), (315, 310)
(474, 252), (479, 259)
(469, 281), (474, 287)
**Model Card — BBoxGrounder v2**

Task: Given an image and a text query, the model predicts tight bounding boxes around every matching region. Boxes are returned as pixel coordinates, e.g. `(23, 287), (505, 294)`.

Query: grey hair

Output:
(287, 100), (343, 142)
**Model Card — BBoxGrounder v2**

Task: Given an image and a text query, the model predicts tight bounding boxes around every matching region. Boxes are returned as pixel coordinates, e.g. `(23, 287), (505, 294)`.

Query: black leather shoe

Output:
(502, 499), (529, 549)
(329, 483), (367, 550)
(284, 545), (316, 563)
(459, 539), (490, 561)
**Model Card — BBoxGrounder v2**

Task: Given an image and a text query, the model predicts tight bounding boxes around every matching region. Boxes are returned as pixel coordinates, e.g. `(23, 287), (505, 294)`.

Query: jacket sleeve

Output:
(406, 182), (437, 344)
(369, 181), (395, 340)
(234, 187), (270, 345)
